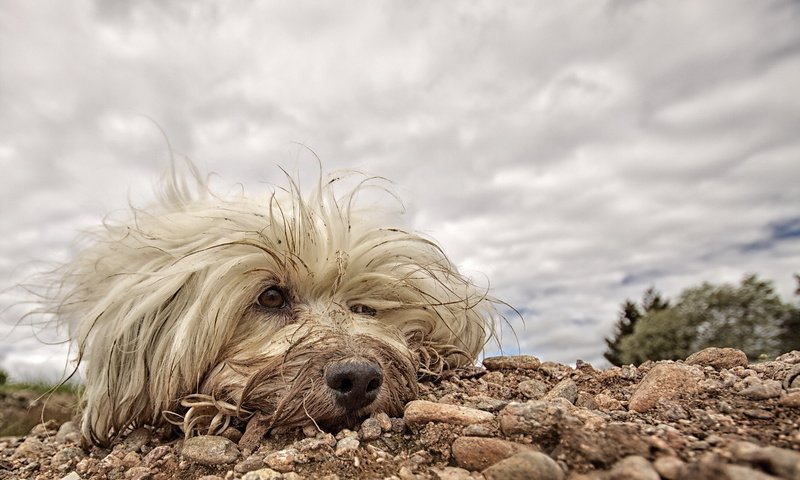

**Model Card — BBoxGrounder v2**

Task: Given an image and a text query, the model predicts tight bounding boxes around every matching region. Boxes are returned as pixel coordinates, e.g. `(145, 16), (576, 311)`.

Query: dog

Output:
(47, 165), (499, 446)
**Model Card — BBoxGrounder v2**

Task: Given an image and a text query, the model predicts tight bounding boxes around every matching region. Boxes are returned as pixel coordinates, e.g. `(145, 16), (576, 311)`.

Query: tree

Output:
(603, 300), (642, 366)
(607, 274), (798, 365)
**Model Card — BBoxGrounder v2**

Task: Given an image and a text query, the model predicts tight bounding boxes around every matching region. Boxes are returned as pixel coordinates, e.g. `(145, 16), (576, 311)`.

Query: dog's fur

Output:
(49, 166), (499, 446)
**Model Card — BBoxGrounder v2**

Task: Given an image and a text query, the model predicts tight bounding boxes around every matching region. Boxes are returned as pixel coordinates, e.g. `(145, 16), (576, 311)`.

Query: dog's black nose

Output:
(325, 360), (383, 411)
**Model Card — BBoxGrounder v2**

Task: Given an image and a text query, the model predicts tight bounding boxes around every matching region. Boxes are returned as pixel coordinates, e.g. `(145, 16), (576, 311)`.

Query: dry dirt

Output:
(1, 348), (798, 479)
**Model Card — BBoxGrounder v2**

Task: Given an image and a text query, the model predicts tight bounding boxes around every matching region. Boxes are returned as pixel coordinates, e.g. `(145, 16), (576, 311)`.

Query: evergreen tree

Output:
(603, 299), (642, 366)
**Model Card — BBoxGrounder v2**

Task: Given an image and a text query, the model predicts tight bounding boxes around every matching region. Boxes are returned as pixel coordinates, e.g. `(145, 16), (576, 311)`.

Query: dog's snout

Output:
(325, 360), (383, 411)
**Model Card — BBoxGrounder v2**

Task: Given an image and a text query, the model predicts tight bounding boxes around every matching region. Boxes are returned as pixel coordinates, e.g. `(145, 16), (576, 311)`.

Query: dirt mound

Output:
(1, 348), (798, 479)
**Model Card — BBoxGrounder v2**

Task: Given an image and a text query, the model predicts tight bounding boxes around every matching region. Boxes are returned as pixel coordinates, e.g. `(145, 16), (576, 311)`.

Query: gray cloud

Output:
(1, 0), (799, 380)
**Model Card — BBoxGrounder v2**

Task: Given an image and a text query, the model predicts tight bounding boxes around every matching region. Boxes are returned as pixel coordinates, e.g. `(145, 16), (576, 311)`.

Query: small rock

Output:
(404, 400), (494, 426)
(60, 473), (81, 480)
(235, 454), (266, 473)
(51, 447), (86, 468)
(431, 466), (475, 480)
(483, 355), (541, 371)
(360, 418), (382, 441)
(776, 350), (800, 364)
(724, 464), (782, 480)
(575, 391), (597, 409)
(628, 364), (700, 413)
(471, 395), (509, 412)
(142, 445), (172, 466)
(543, 378), (578, 404)
(518, 380), (548, 400)
(56, 422), (80, 444)
(302, 424), (319, 437)
(13, 437), (46, 458)
(335, 436), (360, 455)
(390, 417), (406, 433)
(608, 455), (659, 480)
(482, 451), (563, 480)
(783, 364), (800, 390)
(462, 423), (495, 437)
(780, 391), (800, 408)
(264, 448), (298, 473)
(653, 456), (686, 479)
(685, 347), (749, 370)
(126, 466), (152, 480)
(759, 446), (800, 479)
(241, 468), (282, 480)
(373, 412), (392, 431)
(124, 427), (151, 452)
(594, 393), (623, 412)
(181, 435), (240, 465)
(739, 378), (782, 400)
(452, 436), (536, 471)
(743, 408), (774, 419)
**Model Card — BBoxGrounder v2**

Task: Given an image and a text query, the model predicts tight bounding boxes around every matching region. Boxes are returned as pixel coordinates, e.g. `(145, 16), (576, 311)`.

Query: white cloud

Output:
(1, 0), (799, 380)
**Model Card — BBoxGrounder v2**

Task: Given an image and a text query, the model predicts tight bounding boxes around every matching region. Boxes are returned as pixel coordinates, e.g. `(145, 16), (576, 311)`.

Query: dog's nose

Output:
(325, 360), (383, 411)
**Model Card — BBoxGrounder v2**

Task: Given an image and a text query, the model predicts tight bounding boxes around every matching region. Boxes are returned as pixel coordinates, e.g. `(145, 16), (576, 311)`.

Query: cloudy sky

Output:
(1, 0), (799, 381)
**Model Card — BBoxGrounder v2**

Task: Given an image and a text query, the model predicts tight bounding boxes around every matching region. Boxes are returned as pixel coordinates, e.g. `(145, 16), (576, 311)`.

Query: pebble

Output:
(739, 378), (783, 400)
(482, 451), (563, 480)
(685, 347), (749, 370)
(264, 448), (298, 473)
(359, 418), (382, 441)
(60, 473), (81, 480)
(784, 365), (800, 389)
(776, 351), (800, 364)
(543, 378), (578, 404)
(55, 422), (80, 444)
(431, 466), (475, 480)
(51, 446), (86, 468)
(235, 454), (266, 473)
(13, 437), (47, 458)
(404, 400), (494, 426)
(181, 435), (240, 465)
(653, 456), (686, 479)
(142, 445), (172, 466)
(517, 379), (548, 399)
(724, 464), (782, 480)
(335, 436), (360, 455)
(779, 391), (800, 407)
(628, 364), (700, 413)
(594, 393), (623, 411)
(373, 412), (392, 431)
(608, 455), (659, 480)
(451, 436), (535, 471)
(123, 427), (152, 452)
(241, 468), (283, 480)
(483, 355), (541, 371)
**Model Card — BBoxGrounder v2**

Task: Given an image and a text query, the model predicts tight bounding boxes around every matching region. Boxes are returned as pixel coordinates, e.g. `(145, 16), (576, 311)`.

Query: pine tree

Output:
(603, 299), (642, 366)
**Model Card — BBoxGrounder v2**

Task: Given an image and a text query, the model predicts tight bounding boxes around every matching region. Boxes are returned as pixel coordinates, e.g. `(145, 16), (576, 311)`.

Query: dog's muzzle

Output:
(325, 360), (383, 411)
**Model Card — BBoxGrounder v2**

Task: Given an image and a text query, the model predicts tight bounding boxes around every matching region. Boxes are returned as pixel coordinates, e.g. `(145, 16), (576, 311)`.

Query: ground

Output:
(0, 348), (798, 479)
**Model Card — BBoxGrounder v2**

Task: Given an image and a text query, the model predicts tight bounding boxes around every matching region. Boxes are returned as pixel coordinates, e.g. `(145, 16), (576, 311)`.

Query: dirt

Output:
(0, 349), (798, 479)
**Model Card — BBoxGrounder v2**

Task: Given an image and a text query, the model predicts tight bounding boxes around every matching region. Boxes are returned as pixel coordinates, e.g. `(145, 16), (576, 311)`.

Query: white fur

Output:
(48, 168), (500, 445)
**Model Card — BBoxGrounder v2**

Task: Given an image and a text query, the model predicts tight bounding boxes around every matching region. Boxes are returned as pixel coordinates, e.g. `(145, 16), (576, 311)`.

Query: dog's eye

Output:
(350, 304), (377, 316)
(257, 287), (288, 309)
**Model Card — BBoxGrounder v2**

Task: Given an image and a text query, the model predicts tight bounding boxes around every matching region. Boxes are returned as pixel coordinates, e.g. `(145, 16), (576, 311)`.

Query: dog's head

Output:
(53, 168), (499, 445)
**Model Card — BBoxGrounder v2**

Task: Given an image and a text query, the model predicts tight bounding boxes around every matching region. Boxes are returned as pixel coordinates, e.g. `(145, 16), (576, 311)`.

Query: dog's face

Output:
(54, 171), (497, 445)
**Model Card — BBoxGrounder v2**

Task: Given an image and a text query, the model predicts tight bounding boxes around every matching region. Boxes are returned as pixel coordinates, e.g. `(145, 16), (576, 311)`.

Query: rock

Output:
(685, 347), (749, 370)
(594, 393), (623, 412)
(335, 436), (360, 455)
(241, 468), (283, 480)
(498, 401), (563, 438)
(543, 378), (578, 404)
(359, 418), (382, 441)
(60, 473), (81, 480)
(123, 427), (151, 452)
(779, 391), (800, 408)
(482, 451), (563, 480)
(51, 446), (86, 468)
(739, 378), (782, 400)
(55, 422), (80, 444)
(431, 466), (475, 479)
(142, 445), (172, 466)
(784, 365), (800, 390)
(373, 412), (392, 431)
(264, 448), (298, 473)
(608, 455), (659, 480)
(451, 436), (536, 471)
(518, 379), (548, 399)
(13, 437), (46, 458)
(405, 400), (494, 426)
(235, 454), (266, 473)
(483, 355), (541, 371)
(653, 456), (686, 479)
(628, 364), (700, 413)
(724, 464), (782, 480)
(759, 446), (800, 480)
(126, 466), (153, 480)
(181, 435), (240, 465)
(776, 351), (800, 364)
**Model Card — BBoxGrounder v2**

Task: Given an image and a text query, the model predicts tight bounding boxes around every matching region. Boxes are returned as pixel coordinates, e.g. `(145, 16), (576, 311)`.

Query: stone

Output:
(359, 418), (382, 441)
(264, 448), (298, 473)
(55, 422), (80, 444)
(608, 455), (659, 480)
(126, 466), (153, 480)
(776, 351), (800, 364)
(594, 393), (623, 411)
(181, 435), (240, 465)
(60, 473), (81, 480)
(739, 378), (782, 400)
(124, 427), (152, 452)
(685, 347), (749, 370)
(13, 437), (46, 458)
(335, 436), (360, 455)
(784, 365), (800, 390)
(241, 469), (282, 480)
(142, 445), (172, 466)
(482, 451), (563, 480)
(451, 436), (536, 471)
(653, 456), (686, 479)
(404, 400), (494, 426)
(518, 380), (548, 400)
(543, 378), (578, 404)
(483, 355), (541, 371)
(373, 412), (392, 431)
(724, 465), (782, 480)
(235, 454), (266, 473)
(780, 391), (800, 408)
(628, 364), (700, 413)
(431, 466), (475, 480)
(51, 446), (86, 468)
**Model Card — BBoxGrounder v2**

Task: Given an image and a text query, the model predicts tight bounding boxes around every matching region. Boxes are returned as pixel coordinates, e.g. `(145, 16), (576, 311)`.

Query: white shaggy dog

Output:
(49, 165), (499, 446)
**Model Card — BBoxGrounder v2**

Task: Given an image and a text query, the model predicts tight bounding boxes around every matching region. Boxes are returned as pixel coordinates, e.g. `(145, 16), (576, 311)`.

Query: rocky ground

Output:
(1, 347), (799, 480)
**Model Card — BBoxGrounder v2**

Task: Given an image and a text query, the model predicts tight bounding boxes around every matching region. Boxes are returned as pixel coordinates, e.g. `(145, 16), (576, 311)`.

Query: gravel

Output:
(1, 347), (799, 479)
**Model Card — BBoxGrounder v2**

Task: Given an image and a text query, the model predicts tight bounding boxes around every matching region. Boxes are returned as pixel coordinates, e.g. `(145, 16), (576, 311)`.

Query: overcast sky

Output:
(1, 0), (799, 381)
